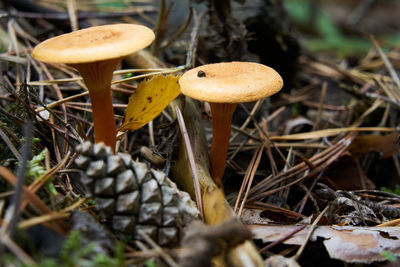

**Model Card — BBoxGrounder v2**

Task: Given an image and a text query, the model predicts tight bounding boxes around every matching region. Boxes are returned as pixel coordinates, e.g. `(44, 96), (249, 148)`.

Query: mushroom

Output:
(179, 62), (283, 186)
(32, 24), (155, 152)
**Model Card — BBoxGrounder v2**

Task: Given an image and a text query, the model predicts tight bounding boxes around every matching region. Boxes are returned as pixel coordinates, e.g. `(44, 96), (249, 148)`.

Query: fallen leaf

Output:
(265, 255), (300, 267)
(349, 133), (400, 158)
(249, 224), (400, 263)
(119, 74), (181, 131)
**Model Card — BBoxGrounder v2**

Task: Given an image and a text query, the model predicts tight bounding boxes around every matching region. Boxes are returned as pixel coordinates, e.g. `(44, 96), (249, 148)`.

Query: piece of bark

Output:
(178, 218), (253, 267)
(171, 98), (264, 267)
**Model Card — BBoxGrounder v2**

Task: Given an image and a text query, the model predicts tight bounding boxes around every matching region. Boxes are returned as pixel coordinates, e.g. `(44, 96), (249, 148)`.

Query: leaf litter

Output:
(0, 0), (400, 266)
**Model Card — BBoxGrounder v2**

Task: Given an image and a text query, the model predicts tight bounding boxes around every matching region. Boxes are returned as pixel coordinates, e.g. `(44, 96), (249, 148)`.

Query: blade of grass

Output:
(0, 166), (65, 234)
(1, 122), (32, 236)
(175, 105), (203, 218)
(234, 144), (264, 217)
(269, 127), (395, 141)
(18, 197), (85, 229)
(28, 65), (186, 86)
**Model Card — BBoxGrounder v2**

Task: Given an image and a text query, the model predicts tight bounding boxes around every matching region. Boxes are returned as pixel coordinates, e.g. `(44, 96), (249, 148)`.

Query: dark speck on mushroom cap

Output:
(197, 70), (206, 77)
(179, 62), (283, 103)
(32, 24), (155, 64)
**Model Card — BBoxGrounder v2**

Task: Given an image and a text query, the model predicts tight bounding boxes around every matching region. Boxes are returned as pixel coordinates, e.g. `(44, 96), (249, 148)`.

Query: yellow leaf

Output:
(119, 74), (181, 131)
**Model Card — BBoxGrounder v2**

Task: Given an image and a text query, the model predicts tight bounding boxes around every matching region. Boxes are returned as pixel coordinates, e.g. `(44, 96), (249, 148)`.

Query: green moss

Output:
(2, 230), (126, 267)
(380, 185), (400, 196)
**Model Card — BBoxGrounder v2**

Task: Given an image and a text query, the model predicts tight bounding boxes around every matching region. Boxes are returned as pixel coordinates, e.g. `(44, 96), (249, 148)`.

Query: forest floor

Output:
(1, 0), (400, 266)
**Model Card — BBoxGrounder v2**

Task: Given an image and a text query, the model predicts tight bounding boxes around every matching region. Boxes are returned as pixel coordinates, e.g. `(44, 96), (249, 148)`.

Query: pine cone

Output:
(75, 141), (200, 247)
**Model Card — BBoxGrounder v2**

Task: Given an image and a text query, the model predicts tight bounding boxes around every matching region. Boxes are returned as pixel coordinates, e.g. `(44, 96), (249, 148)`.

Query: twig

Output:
(375, 77), (400, 103)
(29, 65), (186, 86)
(347, 0), (375, 27)
(312, 82), (327, 130)
(162, 8), (193, 49)
(0, 126), (22, 161)
(377, 217), (400, 227)
(230, 125), (260, 141)
(112, 66), (186, 84)
(259, 224), (307, 254)
(175, 106), (203, 218)
(34, 91), (89, 112)
(230, 99), (264, 142)
(371, 36), (400, 92)
(0, 234), (35, 265)
(3, 121), (32, 237)
(18, 197), (85, 229)
(365, 92), (400, 109)
(150, 0), (166, 56)
(0, 8), (155, 20)
(229, 128), (258, 162)
(185, 9), (206, 67)
(137, 229), (179, 267)
(293, 204), (330, 260)
(7, 20), (20, 58)
(269, 126), (395, 141)
(297, 179), (321, 214)
(148, 120), (155, 147)
(67, 0), (78, 31)
(260, 119), (279, 176)
(234, 144), (264, 217)
(0, 54), (27, 64)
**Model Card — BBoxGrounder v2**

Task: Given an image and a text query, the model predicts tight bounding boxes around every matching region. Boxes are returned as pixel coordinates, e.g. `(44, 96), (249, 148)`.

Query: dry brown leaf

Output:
(249, 224), (400, 263)
(349, 132), (400, 157)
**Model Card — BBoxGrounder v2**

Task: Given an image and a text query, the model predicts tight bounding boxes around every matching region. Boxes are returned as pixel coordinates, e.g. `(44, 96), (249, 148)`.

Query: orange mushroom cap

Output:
(179, 61), (283, 103)
(32, 24), (155, 64)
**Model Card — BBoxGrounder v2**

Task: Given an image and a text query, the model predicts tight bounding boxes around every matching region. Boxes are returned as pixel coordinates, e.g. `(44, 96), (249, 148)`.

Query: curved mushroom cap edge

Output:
(32, 24), (155, 64)
(179, 62), (283, 103)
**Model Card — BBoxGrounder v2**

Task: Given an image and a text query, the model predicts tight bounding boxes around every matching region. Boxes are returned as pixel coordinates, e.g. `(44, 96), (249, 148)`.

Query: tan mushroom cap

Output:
(179, 62), (283, 103)
(32, 24), (155, 64)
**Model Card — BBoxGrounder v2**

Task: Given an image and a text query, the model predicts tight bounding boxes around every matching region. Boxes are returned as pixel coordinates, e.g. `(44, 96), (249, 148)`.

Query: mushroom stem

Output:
(209, 102), (238, 186)
(71, 58), (122, 152)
